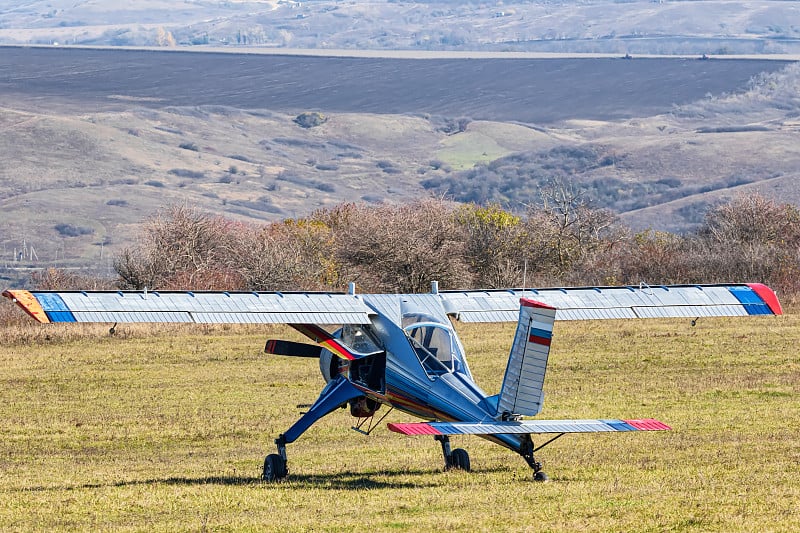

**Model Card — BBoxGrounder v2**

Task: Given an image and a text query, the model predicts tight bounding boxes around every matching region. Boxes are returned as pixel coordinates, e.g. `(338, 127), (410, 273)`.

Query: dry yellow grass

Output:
(0, 312), (797, 531)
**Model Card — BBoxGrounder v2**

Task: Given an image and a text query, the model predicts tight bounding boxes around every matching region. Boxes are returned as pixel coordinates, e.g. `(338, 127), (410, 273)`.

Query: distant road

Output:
(0, 46), (793, 123)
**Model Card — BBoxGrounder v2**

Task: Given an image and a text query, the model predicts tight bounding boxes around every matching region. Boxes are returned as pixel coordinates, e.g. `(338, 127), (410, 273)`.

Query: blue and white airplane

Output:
(3, 282), (782, 481)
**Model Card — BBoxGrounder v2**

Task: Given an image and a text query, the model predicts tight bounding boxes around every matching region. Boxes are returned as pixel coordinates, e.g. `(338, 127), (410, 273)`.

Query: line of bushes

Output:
(24, 192), (800, 304)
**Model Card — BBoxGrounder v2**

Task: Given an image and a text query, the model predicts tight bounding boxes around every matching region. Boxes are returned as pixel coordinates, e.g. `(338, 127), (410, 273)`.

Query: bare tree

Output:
(115, 205), (239, 290)
(456, 203), (525, 288)
(534, 178), (621, 280)
(325, 200), (471, 293)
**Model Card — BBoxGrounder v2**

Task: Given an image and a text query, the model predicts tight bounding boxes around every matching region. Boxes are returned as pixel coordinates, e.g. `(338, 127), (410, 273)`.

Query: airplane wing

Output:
(438, 283), (783, 322)
(1, 290), (374, 325)
(388, 418), (670, 435)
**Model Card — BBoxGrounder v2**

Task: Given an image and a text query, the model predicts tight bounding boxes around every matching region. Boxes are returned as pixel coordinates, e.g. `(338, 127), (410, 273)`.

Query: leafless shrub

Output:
(694, 194), (800, 294)
(318, 200), (471, 293)
(532, 179), (622, 282)
(230, 221), (337, 291)
(702, 194), (800, 246)
(114, 205), (242, 290)
(31, 268), (117, 291)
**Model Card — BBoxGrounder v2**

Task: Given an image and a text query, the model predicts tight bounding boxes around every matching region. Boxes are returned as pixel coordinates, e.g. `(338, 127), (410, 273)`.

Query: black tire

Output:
(262, 453), (288, 481)
(448, 448), (471, 472)
(533, 471), (549, 482)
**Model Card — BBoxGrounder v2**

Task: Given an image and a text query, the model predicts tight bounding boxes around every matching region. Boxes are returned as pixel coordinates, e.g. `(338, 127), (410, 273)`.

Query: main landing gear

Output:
(435, 434), (471, 472)
(262, 436), (289, 482)
(261, 376), (365, 482)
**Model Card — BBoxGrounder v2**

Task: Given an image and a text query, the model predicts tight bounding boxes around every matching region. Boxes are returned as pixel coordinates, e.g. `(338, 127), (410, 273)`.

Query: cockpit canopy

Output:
(402, 313), (465, 378)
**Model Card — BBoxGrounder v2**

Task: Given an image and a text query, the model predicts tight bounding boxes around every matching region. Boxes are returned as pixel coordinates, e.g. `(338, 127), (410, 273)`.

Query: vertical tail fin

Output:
(496, 298), (556, 418)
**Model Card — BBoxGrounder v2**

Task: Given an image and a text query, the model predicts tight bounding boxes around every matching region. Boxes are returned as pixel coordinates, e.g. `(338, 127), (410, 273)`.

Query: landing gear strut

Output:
(521, 434), (550, 482)
(435, 434), (471, 471)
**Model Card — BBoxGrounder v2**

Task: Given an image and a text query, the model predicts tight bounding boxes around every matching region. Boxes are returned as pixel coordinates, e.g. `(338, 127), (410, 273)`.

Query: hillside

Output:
(1, 50), (799, 283)
(1, 1), (800, 55)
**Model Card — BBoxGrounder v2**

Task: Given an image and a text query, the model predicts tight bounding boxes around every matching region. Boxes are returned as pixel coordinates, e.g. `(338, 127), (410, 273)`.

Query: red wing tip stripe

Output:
(387, 423), (442, 436)
(746, 283), (783, 315)
(623, 419), (671, 431)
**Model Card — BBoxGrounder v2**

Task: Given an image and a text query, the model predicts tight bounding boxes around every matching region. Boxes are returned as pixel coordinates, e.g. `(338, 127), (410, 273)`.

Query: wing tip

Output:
(745, 283), (783, 315)
(2, 290), (51, 324)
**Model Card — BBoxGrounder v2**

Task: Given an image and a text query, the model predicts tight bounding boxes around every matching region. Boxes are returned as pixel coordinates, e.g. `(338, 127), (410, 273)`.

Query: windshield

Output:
(403, 321), (464, 378)
(339, 324), (382, 356)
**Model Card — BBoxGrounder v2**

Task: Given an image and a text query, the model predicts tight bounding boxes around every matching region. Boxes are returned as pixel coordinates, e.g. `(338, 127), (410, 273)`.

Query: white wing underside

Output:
(438, 285), (774, 322)
(2, 284), (780, 325)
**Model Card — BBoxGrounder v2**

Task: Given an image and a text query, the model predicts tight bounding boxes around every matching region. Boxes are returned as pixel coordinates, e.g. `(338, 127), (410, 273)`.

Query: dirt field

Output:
(0, 46), (790, 123)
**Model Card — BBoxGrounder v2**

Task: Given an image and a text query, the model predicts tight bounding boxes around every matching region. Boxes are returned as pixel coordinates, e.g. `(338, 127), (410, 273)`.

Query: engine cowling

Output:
(318, 349), (343, 383)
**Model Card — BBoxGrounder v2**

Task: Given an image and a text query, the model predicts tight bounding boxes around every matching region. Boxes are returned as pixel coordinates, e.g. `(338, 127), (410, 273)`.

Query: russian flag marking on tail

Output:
(528, 326), (553, 347)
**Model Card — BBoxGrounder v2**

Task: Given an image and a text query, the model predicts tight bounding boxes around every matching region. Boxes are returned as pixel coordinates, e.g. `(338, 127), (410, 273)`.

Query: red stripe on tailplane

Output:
(623, 419), (671, 431)
(387, 423), (442, 436)
(746, 283), (783, 315)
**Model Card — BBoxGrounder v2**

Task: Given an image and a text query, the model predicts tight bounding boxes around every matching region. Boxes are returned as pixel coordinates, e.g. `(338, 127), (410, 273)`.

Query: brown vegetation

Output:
(25, 192), (778, 305)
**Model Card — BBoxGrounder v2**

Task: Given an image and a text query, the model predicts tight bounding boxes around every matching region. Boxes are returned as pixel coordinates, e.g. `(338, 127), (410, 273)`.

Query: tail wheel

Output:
(262, 453), (288, 482)
(447, 448), (471, 472)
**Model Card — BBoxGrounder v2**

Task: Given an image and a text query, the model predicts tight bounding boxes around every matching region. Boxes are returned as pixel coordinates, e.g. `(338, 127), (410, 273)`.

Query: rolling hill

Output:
(0, 48), (798, 284)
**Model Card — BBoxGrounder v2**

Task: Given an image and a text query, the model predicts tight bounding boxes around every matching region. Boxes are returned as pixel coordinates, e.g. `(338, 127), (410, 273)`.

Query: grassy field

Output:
(0, 313), (798, 531)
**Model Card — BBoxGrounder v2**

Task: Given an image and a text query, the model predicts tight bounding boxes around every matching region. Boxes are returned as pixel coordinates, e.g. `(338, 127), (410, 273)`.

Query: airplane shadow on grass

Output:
(20, 467), (512, 492)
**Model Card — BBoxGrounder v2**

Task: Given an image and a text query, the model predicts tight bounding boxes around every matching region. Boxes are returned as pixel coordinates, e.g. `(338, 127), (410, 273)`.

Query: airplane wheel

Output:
(448, 448), (471, 472)
(533, 471), (549, 482)
(262, 453), (288, 481)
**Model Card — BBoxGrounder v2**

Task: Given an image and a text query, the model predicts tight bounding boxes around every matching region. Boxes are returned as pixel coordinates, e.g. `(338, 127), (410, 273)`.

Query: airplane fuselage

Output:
(331, 295), (532, 459)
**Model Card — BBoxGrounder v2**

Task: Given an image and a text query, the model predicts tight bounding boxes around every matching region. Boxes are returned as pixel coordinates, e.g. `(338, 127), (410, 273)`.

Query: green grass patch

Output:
(1, 315), (798, 531)
(434, 121), (552, 170)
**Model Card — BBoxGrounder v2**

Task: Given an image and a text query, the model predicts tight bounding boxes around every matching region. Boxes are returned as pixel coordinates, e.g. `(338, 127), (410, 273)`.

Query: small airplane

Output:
(3, 282), (782, 481)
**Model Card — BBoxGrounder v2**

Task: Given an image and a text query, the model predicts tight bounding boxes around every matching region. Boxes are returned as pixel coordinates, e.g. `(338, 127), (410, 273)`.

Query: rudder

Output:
(496, 298), (556, 418)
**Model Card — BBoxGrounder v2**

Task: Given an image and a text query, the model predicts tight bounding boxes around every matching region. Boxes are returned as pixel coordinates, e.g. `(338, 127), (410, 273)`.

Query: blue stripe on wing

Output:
(33, 292), (76, 322)
(726, 285), (771, 315)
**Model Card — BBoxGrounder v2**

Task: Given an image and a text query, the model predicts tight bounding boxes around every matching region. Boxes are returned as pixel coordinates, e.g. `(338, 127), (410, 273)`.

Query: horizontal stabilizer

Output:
(387, 418), (671, 436)
(264, 339), (324, 358)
